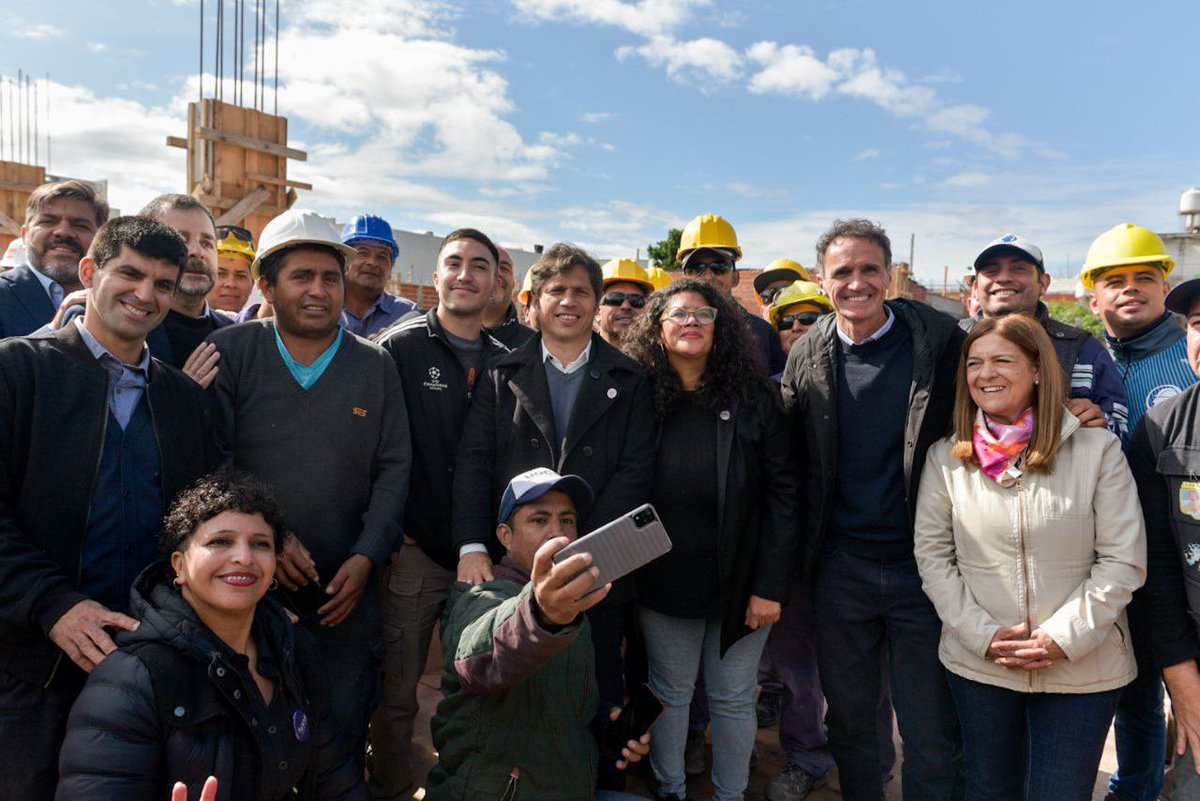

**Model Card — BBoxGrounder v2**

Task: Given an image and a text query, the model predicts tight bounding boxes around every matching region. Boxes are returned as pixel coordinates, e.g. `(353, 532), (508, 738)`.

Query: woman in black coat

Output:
(56, 472), (367, 801)
(625, 279), (798, 801)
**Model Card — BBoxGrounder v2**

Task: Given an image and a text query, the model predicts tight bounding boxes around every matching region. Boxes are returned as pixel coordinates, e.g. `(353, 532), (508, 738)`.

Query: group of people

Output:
(0, 176), (1198, 801)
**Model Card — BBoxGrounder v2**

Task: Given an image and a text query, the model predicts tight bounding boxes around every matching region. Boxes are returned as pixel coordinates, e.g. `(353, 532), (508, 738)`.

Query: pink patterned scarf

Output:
(973, 407), (1034, 483)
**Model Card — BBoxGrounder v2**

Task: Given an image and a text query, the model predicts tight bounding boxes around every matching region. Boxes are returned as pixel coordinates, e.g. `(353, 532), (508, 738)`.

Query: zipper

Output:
(499, 767), (520, 801)
(1015, 477), (1034, 691)
(47, 374), (113, 689)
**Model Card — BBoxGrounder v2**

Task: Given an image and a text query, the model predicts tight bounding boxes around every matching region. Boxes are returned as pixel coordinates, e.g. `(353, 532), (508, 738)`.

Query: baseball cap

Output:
(1166, 278), (1200, 316)
(972, 235), (1045, 273)
(497, 468), (593, 526)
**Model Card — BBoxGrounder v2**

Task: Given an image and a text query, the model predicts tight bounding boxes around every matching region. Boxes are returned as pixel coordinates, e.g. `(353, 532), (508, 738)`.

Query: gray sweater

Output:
(207, 321), (411, 579)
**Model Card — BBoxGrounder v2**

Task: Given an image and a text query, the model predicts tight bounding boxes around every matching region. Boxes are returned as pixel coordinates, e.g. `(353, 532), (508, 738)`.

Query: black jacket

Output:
(61, 302), (237, 368)
(451, 333), (655, 603)
(0, 264), (55, 338)
(1128, 384), (1200, 670)
(781, 299), (964, 577)
(638, 381), (798, 655)
(56, 564), (368, 801)
(377, 310), (508, 569)
(0, 324), (215, 687)
(483, 303), (535, 350)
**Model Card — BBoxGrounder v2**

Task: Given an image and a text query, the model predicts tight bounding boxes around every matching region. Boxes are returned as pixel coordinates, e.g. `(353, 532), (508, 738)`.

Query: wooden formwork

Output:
(0, 161), (47, 256)
(167, 99), (310, 243)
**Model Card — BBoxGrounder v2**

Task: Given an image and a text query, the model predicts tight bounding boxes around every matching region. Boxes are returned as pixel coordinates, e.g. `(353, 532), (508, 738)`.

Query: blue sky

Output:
(3, 0), (1198, 286)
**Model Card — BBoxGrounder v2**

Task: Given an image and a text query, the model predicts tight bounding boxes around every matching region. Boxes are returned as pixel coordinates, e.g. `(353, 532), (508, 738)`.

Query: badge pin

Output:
(1180, 481), (1200, 522)
(607, 388), (617, 399)
(719, 410), (731, 421)
(293, 709), (311, 742)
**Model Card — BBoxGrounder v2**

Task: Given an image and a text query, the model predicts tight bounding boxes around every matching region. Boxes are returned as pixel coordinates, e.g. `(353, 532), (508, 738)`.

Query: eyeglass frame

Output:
(681, 261), (735, 278)
(776, 310), (825, 331)
(600, 291), (648, 309)
(663, 306), (719, 326)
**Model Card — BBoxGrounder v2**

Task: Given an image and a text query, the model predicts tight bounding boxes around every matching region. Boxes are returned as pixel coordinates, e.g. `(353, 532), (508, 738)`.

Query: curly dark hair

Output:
(160, 470), (286, 558)
(624, 279), (768, 419)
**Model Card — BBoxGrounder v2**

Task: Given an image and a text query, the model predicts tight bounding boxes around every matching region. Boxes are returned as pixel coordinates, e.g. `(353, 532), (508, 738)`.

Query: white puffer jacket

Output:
(914, 413), (1146, 694)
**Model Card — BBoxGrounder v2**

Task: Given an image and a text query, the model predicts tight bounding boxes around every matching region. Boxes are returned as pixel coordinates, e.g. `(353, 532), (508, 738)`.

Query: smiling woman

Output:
(914, 314), (1146, 799)
(56, 471), (368, 801)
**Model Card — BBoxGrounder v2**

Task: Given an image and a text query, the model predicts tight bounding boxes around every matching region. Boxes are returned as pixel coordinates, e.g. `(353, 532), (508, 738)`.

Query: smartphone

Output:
(280, 579), (326, 619)
(552, 503), (672, 597)
(600, 682), (665, 761)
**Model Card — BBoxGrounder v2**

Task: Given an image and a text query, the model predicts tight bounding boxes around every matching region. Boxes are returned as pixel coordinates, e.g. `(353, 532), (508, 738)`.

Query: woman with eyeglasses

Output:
(768, 280), (834, 361)
(625, 279), (798, 801)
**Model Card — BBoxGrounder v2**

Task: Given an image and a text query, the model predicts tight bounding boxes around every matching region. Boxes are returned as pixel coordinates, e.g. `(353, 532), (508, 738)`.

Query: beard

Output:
(28, 237), (84, 287)
(176, 256), (216, 297)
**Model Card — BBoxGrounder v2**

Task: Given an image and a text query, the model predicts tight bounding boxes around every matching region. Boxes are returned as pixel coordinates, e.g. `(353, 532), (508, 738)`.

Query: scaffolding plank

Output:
(194, 125), (307, 161)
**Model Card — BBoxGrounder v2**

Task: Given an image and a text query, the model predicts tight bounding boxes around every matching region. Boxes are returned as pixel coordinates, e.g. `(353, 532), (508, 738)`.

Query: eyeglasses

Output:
(758, 286), (787, 304)
(777, 311), (824, 331)
(664, 306), (718, 326)
(217, 225), (254, 243)
(601, 292), (647, 309)
(682, 261), (735, 278)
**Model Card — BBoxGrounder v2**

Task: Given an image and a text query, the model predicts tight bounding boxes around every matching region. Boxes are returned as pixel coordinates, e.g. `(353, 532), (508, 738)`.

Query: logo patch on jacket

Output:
(424, 366), (449, 392)
(1181, 482), (1200, 522)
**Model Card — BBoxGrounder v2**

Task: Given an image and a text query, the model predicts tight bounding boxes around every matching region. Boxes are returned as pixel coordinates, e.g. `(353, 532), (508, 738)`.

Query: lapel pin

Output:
(719, 410), (731, 421)
(607, 388), (617, 399)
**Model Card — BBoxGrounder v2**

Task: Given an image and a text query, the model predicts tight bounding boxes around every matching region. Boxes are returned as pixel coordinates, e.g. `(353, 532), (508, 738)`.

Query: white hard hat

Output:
(251, 208), (358, 278)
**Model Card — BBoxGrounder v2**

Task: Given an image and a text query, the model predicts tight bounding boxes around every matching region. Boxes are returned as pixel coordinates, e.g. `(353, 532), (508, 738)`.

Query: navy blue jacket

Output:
(0, 264), (55, 339)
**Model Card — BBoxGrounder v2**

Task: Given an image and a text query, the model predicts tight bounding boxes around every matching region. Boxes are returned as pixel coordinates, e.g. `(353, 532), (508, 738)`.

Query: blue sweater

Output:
(1105, 313), (1197, 434)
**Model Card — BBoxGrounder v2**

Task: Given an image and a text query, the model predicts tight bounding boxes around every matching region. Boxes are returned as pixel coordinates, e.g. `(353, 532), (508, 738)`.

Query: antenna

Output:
(45, 72), (51, 171)
(273, 0), (280, 114)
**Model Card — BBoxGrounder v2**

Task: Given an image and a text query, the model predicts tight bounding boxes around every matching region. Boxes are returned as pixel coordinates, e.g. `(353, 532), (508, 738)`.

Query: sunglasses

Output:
(217, 225), (254, 243)
(664, 306), (718, 326)
(601, 292), (647, 309)
(682, 261), (735, 277)
(777, 311), (824, 331)
(759, 285), (788, 304)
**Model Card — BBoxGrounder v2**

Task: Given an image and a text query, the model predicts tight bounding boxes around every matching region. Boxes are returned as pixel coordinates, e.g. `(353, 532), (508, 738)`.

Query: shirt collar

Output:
(836, 305), (895, 346)
(542, 339), (592, 374)
(27, 264), (64, 308)
(73, 317), (151, 374)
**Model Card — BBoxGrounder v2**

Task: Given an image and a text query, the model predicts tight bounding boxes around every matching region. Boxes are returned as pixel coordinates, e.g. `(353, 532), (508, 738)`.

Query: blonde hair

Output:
(950, 315), (1066, 473)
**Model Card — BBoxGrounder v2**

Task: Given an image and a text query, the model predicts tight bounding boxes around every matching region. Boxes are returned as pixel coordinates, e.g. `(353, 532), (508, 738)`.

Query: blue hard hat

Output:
(341, 214), (399, 261)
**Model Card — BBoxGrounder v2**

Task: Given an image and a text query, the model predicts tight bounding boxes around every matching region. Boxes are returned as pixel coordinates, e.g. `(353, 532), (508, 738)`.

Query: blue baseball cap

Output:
(497, 468), (593, 526)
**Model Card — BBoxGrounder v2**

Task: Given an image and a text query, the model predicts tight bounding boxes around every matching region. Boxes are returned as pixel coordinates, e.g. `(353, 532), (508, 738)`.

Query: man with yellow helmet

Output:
(1082, 223), (1187, 801)
(677, 213), (785, 375)
(208, 225), (256, 314)
(754, 259), (810, 321)
(769, 280), (833, 357)
(596, 258), (653, 348)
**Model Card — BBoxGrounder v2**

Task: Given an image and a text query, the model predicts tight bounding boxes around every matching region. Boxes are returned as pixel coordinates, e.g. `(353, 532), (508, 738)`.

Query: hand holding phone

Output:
(600, 682), (663, 763)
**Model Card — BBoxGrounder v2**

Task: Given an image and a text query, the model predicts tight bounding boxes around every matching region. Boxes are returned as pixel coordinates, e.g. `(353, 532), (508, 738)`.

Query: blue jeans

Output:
(639, 607), (771, 801)
(947, 672), (1121, 801)
(813, 549), (961, 801)
(1108, 643), (1166, 800)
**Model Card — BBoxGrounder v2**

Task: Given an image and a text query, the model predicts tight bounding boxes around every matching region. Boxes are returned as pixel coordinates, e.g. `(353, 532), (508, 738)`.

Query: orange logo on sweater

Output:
(352, 407), (368, 418)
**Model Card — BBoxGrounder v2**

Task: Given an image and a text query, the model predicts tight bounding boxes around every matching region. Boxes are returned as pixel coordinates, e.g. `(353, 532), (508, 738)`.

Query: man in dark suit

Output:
(0, 180), (108, 338)
(452, 242), (655, 792)
(0, 216), (215, 800)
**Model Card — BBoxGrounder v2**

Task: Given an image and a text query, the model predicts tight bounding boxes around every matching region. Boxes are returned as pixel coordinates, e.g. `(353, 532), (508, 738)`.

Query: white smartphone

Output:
(552, 503), (672, 596)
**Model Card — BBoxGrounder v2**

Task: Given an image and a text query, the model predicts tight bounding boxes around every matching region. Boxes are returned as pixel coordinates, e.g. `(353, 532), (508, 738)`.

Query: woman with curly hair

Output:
(57, 471), (367, 801)
(625, 279), (798, 801)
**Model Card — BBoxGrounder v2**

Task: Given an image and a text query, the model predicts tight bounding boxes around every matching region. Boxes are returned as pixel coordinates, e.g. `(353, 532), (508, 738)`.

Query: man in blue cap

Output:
(426, 467), (650, 801)
(341, 214), (417, 338)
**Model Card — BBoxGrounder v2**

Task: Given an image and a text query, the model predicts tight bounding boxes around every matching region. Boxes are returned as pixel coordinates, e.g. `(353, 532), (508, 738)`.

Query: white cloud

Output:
(581, 111), (616, 123)
(827, 48), (937, 117)
(87, 42), (109, 53)
(617, 35), (743, 87)
(12, 22), (63, 40)
(942, 171), (992, 188)
(926, 104), (1030, 160)
(512, 0), (710, 37)
(854, 148), (881, 161)
(746, 42), (839, 100)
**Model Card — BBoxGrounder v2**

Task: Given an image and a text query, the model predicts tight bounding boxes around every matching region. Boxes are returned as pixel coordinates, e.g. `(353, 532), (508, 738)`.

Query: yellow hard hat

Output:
(769, 281), (833, 328)
(518, 267), (534, 305)
(647, 266), (673, 292)
(1080, 223), (1175, 290)
(217, 225), (256, 262)
(676, 213), (742, 262)
(754, 258), (809, 298)
(601, 258), (654, 292)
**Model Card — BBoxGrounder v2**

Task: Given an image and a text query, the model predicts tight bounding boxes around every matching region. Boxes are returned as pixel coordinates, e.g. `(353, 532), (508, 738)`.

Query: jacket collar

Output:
(1104, 312), (1184, 365)
(424, 307), (505, 353)
(55, 319), (166, 383)
(2, 263), (56, 319)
